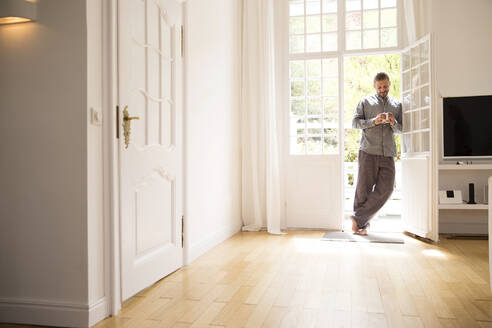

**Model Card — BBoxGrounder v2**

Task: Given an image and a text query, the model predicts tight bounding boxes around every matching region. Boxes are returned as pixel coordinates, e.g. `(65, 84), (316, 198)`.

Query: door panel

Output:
(401, 157), (431, 238)
(118, 0), (183, 301)
(285, 157), (342, 229)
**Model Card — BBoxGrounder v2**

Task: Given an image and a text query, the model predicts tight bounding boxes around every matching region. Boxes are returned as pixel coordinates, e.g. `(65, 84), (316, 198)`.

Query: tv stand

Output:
(438, 163), (491, 234)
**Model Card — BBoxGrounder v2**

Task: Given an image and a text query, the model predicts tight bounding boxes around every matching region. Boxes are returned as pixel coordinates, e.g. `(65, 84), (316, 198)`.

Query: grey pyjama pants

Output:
(353, 150), (395, 229)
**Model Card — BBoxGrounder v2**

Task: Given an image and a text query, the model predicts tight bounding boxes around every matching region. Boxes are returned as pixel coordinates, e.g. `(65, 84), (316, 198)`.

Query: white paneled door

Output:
(118, 0), (183, 301)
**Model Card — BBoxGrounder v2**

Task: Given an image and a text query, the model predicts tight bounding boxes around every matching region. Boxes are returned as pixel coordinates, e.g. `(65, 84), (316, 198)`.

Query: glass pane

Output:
(307, 60), (322, 78)
(381, 0), (396, 8)
(403, 112), (411, 132)
(322, 0), (337, 13)
(291, 99), (305, 116)
(402, 92), (411, 112)
(291, 81), (305, 97)
(307, 80), (321, 96)
(412, 88), (420, 109)
(309, 128), (323, 134)
(402, 71), (411, 92)
(346, 12), (361, 30)
(290, 60), (305, 78)
(403, 133), (412, 153)
(290, 35), (304, 53)
(322, 14), (337, 32)
(324, 128), (337, 136)
(381, 28), (397, 47)
(363, 30), (379, 48)
(406, 91), (414, 111)
(421, 131), (430, 152)
(420, 108), (429, 129)
(322, 33), (337, 51)
(306, 34), (321, 52)
(306, 15), (321, 33)
(346, 0), (361, 11)
(411, 45), (419, 66)
(306, 0), (321, 15)
(363, 0), (378, 10)
(322, 58), (338, 76)
(346, 31), (361, 49)
(308, 116), (322, 125)
(412, 132), (420, 152)
(323, 78), (338, 96)
(363, 10), (378, 29)
(381, 8), (397, 27)
(411, 67), (420, 89)
(307, 97), (322, 114)
(412, 110), (420, 130)
(290, 17), (305, 34)
(402, 50), (410, 71)
(420, 40), (430, 62)
(289, 0), (304, 16)
(420, 86), (430, 107)
(323, 97), (338, 122)
(290, 136), (305, 154)
(324, 135), (338, 153)
(420, 63), (429, 85)
(307, 137), (323, 154)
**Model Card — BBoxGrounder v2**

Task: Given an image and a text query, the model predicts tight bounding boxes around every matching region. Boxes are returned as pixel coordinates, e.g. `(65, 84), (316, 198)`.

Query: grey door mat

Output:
(321, 231), (404, 244)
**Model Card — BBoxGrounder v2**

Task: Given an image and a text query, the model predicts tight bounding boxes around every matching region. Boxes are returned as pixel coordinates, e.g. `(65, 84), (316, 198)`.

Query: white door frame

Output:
(101, 0), (188, 316)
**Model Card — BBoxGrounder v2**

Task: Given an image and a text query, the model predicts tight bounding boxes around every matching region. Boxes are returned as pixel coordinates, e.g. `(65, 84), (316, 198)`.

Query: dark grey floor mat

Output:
(321, 231), (404, 244)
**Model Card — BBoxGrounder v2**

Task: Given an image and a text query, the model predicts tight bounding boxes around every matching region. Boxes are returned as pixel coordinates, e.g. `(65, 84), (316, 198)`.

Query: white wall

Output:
(431, 0), (492, 104)
(0, 0), (100, 326)
(430, 0), (492, 233)
(183, 0), (243, 264)
(86, 0), (106, 322)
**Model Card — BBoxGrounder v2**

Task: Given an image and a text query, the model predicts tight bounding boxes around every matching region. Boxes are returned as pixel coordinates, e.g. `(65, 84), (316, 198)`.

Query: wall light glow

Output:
(0, 0), (36, 25)
(0, 16), (31, 24)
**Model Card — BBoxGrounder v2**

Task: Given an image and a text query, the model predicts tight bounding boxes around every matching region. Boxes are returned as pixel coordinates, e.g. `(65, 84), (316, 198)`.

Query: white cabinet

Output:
(438, 164), (491, 234)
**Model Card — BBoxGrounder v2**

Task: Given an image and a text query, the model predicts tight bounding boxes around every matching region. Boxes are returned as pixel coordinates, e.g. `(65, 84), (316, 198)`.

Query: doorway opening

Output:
(342, 53), (402, 233)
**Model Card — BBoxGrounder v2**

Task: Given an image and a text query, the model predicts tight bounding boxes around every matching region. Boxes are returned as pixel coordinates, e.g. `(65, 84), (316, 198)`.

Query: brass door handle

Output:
(122, 106), (140, 148)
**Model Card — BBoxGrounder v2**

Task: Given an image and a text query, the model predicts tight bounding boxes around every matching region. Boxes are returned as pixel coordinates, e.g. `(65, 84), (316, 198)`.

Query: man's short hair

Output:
(374, 71), (391, 83)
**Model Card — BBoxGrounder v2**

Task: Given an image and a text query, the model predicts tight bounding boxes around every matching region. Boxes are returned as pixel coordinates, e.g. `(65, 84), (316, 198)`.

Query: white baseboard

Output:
(0, 297), (109, 328)
(89, 297), (109, 327)
(185, 221), (242, 265)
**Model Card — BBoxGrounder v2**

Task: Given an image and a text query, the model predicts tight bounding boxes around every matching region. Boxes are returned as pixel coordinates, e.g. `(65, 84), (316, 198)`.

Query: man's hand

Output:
(374, 113), (387, 125)
(386, 112), (396, 126)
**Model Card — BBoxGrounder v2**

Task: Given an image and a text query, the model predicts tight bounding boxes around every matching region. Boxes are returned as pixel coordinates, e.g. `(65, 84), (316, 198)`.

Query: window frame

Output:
(286, 0), (403, 156)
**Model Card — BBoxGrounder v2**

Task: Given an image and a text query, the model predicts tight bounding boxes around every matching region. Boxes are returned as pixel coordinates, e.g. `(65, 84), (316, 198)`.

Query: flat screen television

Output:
(443, 95), (492, 158)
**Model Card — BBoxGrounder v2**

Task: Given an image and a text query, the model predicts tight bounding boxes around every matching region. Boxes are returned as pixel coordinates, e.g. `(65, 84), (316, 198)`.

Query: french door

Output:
(400, 34), (438, 241)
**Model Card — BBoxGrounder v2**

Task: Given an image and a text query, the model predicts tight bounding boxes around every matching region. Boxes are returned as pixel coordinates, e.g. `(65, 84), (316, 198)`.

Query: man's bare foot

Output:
(355, 228), (367, 236)
(349, 216), (358, 233)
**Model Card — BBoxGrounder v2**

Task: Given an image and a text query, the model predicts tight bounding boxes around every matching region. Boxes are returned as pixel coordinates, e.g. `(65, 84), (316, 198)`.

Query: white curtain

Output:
(403, 0), (429, 44)
(240, 0), (284, 234)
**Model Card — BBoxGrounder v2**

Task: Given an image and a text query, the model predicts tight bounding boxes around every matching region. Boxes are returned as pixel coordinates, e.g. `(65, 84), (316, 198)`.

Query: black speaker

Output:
(468, 183), (476, 204)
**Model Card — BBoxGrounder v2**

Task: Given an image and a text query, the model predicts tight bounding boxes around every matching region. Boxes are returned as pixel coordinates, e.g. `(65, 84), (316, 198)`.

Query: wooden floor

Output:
(3, 230), (492, 328)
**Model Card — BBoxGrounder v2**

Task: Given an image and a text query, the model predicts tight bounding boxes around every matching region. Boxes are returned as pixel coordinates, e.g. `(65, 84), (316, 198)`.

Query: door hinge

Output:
(180, 25), (184, 57)
(116, 105), (120, 139)
(181, 215), (184, 248)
